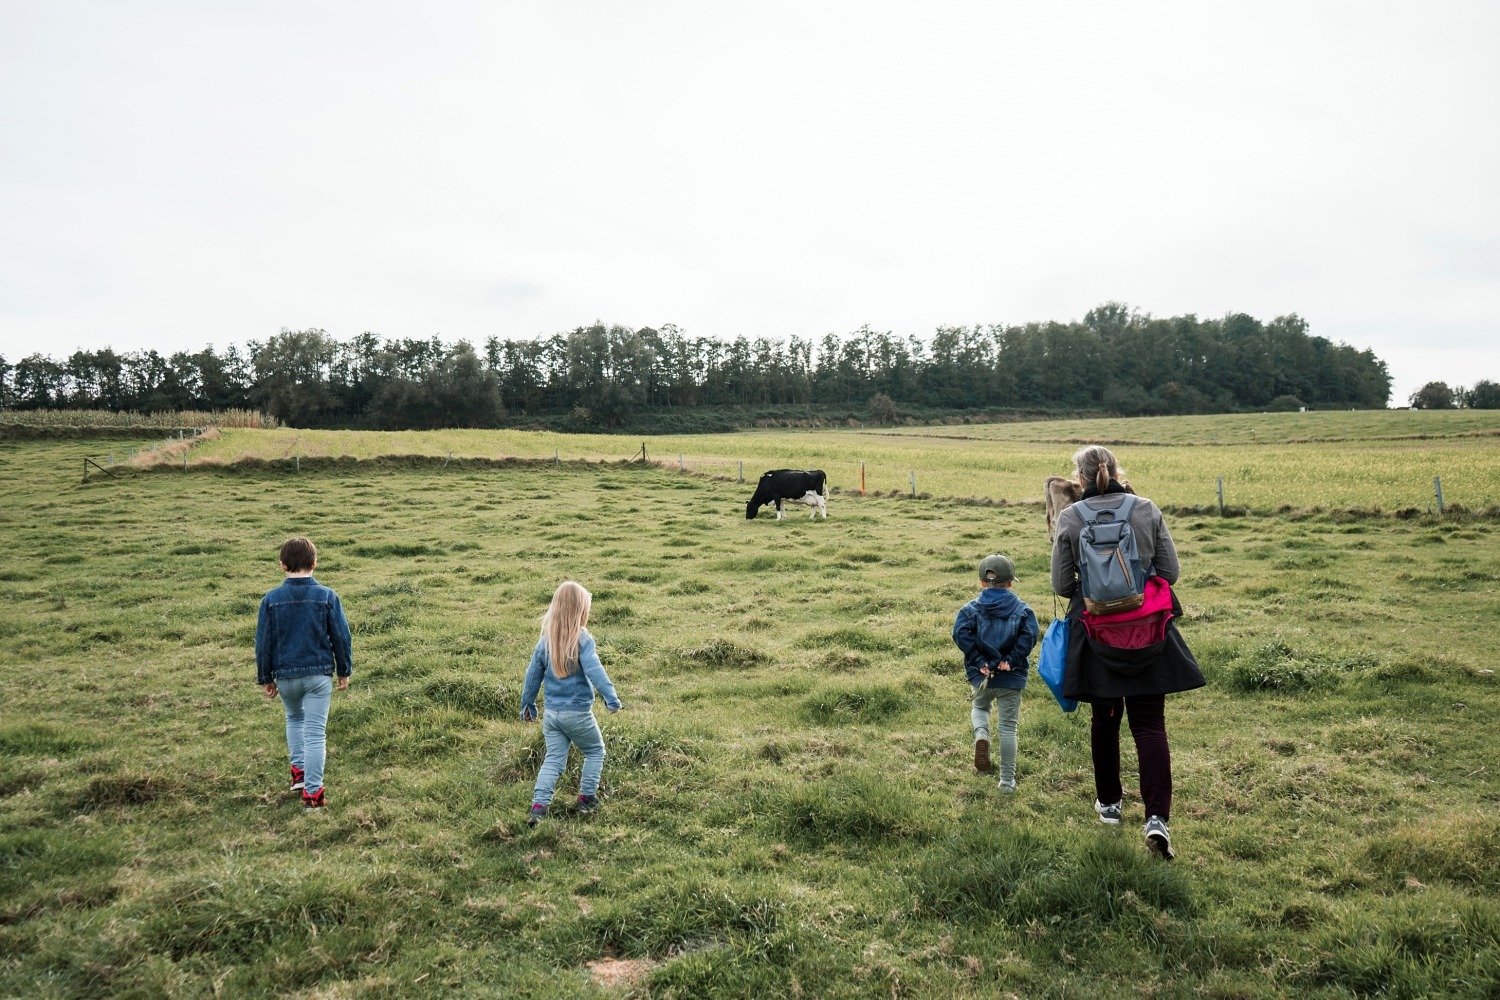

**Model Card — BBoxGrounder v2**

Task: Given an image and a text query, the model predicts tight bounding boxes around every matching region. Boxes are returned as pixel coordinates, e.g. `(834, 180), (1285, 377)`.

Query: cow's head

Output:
(745, 500), (759, 519)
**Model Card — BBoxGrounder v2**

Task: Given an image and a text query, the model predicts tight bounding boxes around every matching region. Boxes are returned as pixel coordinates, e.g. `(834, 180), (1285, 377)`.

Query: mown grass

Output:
(3, 426), (1499, 998)
(128, 407), (1500, 514)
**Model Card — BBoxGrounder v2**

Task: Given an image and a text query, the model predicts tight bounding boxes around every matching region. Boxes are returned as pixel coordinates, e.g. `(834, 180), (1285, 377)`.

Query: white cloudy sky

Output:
(2, 1), (1497, 406)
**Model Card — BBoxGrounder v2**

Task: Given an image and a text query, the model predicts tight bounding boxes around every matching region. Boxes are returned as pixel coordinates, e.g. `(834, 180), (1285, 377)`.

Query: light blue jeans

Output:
(278, 674), (333, 794)
(971, 685), (1022, 784)
(532, 710), (606, 806)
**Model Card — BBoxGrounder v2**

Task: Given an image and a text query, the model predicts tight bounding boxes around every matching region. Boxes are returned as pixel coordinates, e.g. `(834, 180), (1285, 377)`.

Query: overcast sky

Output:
(2, 1), (1496, 406)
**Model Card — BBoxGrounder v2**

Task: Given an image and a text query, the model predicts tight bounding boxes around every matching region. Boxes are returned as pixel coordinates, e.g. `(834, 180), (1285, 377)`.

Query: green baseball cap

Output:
(978, 554), (1016, 583)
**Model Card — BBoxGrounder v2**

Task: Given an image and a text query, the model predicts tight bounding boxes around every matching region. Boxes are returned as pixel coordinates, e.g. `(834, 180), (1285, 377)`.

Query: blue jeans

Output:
(532, 710), (606, 806)
(279, 673), (333, 794)
(971, 684), (1022, 783)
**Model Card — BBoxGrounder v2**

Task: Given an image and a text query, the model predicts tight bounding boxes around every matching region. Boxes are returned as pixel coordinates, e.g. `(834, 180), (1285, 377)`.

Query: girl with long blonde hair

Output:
(519, 581), (623, 826)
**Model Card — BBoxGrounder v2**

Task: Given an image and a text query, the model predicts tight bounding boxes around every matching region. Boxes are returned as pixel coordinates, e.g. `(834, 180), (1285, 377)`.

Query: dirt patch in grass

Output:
(587, 956), (656, 989)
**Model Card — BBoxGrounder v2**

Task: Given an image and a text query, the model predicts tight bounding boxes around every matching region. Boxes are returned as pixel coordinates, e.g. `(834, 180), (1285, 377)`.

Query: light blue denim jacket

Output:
(255, 576), (353, 685)
(519, 631), (621, 717)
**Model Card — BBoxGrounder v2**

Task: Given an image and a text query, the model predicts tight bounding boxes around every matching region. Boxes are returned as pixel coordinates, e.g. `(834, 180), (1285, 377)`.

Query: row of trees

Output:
(1, 305), (1405, 428)
(1408, 380), (1500, 410)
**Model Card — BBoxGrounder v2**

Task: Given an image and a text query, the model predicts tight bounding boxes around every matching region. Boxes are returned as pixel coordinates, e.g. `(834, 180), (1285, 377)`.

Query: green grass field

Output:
(4, 419), (1499, 998)
(121, 408), (1500, 515)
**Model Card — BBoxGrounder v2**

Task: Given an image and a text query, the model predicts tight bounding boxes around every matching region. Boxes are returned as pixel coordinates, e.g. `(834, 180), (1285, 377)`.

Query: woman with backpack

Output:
(1049, 445), (1204, 860)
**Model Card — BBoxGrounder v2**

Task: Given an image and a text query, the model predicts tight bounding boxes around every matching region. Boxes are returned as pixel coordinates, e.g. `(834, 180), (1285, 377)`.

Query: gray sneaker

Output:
(1144, 816), (1175, 859)
(527, 803), (548, 828)
(997, 779), (1017, 794)
(1094, 799), (1122, 824)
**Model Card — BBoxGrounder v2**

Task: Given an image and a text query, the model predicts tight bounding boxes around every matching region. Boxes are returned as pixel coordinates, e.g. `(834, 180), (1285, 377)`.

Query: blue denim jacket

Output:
(520, 632), (621, 717)
(255, 576), (353, 685)
(952, 587), (1038, 691)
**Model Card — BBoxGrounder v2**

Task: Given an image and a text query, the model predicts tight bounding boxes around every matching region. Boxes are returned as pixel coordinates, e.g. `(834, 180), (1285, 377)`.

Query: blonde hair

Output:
(541, 581), (591, 678)
(1072, 445), (1123, 494)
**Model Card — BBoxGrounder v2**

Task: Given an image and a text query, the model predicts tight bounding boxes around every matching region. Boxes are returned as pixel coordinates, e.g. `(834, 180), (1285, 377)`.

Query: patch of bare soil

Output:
(586, 957), (656, 990)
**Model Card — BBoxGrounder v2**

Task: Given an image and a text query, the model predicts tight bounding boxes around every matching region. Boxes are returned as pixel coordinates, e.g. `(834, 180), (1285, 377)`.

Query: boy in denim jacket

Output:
(952, 554), (1038, 791)
(255, 536), (353, 809)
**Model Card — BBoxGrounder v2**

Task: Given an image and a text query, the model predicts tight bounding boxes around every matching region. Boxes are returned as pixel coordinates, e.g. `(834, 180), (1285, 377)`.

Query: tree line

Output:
(0, 304), (1420, 429)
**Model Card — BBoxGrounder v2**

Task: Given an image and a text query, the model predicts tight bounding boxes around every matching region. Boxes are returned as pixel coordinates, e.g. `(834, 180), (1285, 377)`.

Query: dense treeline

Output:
(0, 305), (1400, 429)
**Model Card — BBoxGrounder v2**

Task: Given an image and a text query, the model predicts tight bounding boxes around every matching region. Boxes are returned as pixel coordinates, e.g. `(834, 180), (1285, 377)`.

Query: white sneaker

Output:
(997, 779), (1017, 793)
(1094, 799), (1122, 824)
(1144, 815), (1175, 859)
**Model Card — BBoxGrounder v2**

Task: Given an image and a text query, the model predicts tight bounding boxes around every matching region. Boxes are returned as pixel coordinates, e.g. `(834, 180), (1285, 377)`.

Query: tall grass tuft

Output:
(753, 771), (932, 846)
(801, 683), (910, 723)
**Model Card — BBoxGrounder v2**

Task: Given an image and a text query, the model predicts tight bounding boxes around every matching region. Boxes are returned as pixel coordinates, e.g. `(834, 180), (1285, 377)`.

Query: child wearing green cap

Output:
(952, 553), (1038, 791)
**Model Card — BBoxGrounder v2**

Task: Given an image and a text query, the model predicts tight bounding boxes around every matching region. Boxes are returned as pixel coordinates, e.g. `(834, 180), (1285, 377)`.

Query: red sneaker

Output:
(290, 765), (305, 792)
(302, 788), (325, 809)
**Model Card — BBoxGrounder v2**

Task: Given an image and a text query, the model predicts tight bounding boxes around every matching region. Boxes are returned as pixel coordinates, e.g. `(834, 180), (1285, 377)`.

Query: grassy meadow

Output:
(3, 418), (1499, 998)
(131, 407), (1500, 515)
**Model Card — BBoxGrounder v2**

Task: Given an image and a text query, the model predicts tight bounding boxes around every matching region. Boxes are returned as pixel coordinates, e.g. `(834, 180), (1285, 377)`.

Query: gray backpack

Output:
(1072, 495), (1150, 614)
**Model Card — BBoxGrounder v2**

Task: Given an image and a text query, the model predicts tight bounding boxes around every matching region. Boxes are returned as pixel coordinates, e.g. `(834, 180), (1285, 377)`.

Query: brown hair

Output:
(542, 581), (591, 678)
(279, 536), (317, 573)
(1071, 445), (1122, 494)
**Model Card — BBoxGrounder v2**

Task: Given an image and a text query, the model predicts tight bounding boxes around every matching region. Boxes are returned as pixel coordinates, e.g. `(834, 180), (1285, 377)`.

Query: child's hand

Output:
(521, 707), (537, 722)
(608, 704), (622, 714)
(979, 664), (991, 676)
(335, 676), (350, 691)
(998, 660), (1012, 672)
(262, 682), (278, 698)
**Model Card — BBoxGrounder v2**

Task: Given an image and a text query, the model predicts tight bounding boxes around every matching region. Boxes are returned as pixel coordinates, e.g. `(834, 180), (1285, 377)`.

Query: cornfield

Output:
(0, 408), (277, 429)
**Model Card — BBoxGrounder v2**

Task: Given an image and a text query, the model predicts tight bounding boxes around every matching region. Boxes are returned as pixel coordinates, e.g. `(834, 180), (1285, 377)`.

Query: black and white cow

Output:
(745, 469), (828, 520)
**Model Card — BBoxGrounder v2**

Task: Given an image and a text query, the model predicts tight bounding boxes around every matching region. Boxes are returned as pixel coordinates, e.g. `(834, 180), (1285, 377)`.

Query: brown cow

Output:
(1045, 474), (1134, 543)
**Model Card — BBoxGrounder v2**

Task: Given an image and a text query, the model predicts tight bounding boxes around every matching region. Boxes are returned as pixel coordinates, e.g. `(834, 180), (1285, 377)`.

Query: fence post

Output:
(909, 471), (916, 498)
(554, 449), (559, 467)
(1216, 477), (1225, 516)
(738, 460), (743, 483)
(1434, 476), (1445, 515)
(859, 461), (865, 496)
(679, 453), (684, 471)
(295, 454), (300, 474)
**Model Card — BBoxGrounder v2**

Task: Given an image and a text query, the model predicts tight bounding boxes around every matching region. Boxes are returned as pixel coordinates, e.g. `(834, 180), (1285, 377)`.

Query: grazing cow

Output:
(746, 469), (828, 520)
(1045, 474), (1133, 542)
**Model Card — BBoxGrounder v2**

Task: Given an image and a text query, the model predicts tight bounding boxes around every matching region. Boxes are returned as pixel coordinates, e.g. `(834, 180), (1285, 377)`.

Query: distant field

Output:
(127, 408), (1500, 513)
(2, 432), (1497, 998)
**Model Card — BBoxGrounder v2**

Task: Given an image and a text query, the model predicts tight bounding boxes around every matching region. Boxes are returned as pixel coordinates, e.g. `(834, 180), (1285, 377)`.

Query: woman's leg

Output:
(994, 689), (1022, 785)
(1124, 694), (1171, 821)
(1090, 698), (1125, 807)
(532, 713), (572, 806)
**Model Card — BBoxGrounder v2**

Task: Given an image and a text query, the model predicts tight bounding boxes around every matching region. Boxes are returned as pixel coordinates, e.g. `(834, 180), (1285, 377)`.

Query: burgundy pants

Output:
(1091, 694), (1171, 821)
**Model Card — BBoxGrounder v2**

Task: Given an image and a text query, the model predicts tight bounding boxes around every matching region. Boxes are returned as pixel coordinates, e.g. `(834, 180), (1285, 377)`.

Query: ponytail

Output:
(1071, 445), (1120, 493)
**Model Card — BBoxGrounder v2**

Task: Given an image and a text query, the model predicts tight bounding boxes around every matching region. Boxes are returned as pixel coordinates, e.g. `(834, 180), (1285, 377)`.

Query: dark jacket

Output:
(1050, 482), (1204, 701)
(952, 587), (1039, 691)
(255, 576), (353, 685)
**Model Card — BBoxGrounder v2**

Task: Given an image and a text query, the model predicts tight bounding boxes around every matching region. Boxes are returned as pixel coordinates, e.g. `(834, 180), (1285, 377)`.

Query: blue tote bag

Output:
(1038, 617), (1077, 712)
